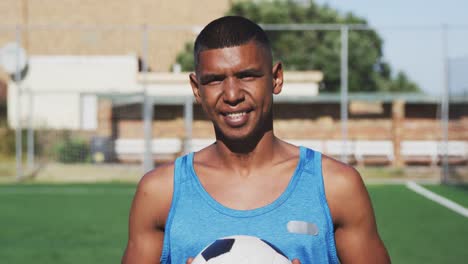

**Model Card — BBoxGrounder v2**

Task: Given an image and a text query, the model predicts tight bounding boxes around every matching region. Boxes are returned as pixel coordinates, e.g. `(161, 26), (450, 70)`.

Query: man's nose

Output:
(222, 77), (245, 105)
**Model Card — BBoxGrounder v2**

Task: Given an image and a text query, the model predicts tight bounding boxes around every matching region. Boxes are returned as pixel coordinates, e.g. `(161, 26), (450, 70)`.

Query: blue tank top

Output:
(160, 146), (339, 264)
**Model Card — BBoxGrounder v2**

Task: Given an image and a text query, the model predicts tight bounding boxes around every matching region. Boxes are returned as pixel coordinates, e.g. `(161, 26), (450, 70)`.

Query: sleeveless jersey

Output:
(160, 146), (339, 264)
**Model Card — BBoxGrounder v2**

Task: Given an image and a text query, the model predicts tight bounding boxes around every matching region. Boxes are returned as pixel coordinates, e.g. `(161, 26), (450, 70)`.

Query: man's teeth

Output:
(226, 112), (246, 117)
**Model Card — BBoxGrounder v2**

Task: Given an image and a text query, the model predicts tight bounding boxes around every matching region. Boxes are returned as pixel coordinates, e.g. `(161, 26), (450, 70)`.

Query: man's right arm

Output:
(122, 163), (174, 264)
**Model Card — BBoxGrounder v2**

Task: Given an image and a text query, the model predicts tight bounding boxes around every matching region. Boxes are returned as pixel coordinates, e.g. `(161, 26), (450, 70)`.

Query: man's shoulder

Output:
(137, 162), (175, 198)
(322, 155), (367, 208)
(321, 154), (370, 224)
(321, 154), (366, 198)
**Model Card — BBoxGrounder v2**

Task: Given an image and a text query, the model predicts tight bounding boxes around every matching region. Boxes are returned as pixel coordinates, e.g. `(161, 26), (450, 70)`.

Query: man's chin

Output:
(219, 132), (251, 142)
(215, 127), (266, 151)
(215, 128), (253, 141)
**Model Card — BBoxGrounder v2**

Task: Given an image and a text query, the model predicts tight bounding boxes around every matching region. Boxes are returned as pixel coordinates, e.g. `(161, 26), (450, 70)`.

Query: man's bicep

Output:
(334, 214), (389, 263)
(123, 167), (173, 264)
(123, 229), (164, 263)
(333, 170), (390, 263)
(123, 187), (164, 263)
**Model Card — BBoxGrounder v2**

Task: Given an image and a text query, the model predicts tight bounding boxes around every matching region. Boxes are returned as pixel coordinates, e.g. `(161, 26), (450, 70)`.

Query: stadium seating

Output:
(401, 140), (438, 165)
(285, 139), (324, 152)
(114, 138), (182, 162)
(187, 138), (216, 152)
(437, 140), (467, 164)
(113, 138), (467, 166)
(324, 140), (356, 162)
(354, 140), (394, 165)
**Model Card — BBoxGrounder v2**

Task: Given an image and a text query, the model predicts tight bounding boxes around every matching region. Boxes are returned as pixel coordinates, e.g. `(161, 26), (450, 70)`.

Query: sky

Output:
(314, 0), (468, 95)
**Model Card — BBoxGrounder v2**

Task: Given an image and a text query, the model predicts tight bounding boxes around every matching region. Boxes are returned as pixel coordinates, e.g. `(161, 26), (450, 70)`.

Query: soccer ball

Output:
(192, 235), (292, 264)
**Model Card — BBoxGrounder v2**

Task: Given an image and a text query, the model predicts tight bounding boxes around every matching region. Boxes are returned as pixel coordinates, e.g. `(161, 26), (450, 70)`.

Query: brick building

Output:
(0, 0), (231, 75)
(1, 0), (467, 167)
(100, 72), (468, 166)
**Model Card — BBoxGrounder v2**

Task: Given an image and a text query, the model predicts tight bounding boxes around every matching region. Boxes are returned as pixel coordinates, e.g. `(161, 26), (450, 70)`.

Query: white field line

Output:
(0, 187), (135, 195)
(406, 181), (468, 218)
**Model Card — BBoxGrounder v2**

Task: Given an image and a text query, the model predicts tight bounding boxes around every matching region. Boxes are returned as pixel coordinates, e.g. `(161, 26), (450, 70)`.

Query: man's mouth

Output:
(225, 111), (247, 119)
(222, 110), (251, 127)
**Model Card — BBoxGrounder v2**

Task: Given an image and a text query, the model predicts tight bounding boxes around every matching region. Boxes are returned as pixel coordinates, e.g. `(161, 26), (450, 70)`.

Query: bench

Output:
(354, 140), (394, 165)
(437, 140), (467, 164)
(324, 140), (356, 163)
(285, 139), (324, 152)
(186, 138), (216, 152)
(401, 140), (438, 165)
(114, 138), (182, 162)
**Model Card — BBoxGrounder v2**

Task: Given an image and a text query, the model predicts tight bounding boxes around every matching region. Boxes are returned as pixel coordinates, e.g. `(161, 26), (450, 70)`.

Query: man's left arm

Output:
(323, 157), (391, 264)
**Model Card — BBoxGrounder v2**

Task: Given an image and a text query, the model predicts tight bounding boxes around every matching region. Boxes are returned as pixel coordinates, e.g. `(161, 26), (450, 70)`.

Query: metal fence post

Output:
(142, 24), (153, 173)
(184, 96), (193, 154)
(441, 24), (450, 184)
(340, 25), (349, 163)
(27, 87), (34, 169)
(15, 25), (23, 180)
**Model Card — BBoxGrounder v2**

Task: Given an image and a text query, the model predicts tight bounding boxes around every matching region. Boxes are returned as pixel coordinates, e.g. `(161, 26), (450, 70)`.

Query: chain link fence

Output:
(0, 24), (467, 183)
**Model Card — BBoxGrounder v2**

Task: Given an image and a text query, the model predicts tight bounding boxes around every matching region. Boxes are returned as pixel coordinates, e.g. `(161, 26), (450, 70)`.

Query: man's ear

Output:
(189, 73), (202, 103)
(272, 62), (284, 95)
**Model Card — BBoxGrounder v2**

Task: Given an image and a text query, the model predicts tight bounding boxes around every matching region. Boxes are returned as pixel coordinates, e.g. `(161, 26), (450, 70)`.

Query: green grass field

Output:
(424, 184), (468, 208)
(0, 183), (466, 263)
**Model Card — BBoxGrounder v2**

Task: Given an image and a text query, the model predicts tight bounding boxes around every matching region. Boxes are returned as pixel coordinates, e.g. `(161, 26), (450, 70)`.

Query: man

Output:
(122, 16), (390, 264)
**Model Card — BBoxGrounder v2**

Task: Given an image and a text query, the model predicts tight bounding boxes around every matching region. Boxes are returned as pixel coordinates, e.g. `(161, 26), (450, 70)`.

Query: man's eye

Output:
(202, 78), (223, 85)
(240, 75), (255, 81)
(206, 80), (222, 85)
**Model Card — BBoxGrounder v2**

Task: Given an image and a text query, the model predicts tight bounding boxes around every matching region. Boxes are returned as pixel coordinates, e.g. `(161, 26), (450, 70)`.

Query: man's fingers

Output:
(186, 257), (194, 264)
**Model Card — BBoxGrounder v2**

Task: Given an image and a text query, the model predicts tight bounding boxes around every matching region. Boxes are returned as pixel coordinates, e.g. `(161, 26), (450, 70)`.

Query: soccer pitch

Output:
(0, 183), (466, 263)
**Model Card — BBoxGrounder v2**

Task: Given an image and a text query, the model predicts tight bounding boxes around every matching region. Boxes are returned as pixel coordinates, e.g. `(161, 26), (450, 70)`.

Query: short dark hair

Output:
(194, 16), (272, 70)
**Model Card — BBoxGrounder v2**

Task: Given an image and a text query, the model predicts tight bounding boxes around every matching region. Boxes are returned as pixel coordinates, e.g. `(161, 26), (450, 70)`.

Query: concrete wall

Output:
(7, 55), (138, 129)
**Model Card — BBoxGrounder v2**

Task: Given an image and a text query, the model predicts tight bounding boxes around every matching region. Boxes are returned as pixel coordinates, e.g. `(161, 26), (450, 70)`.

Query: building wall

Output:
(0, 0), (231, 73)
(6, 55), (138, 129)
(113, 102), (468, 140)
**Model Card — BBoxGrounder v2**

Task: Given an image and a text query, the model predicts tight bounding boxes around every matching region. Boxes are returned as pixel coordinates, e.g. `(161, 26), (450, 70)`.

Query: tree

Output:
(175, 0), (421, 93)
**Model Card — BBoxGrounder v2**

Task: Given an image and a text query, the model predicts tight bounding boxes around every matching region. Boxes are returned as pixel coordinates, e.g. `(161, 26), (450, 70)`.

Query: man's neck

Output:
(213, 131), (281, 177)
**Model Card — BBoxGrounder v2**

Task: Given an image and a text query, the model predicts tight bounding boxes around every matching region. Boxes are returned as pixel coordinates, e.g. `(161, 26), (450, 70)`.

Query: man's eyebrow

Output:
(199, 73), (225, 84)
(234, 68), (264, 78)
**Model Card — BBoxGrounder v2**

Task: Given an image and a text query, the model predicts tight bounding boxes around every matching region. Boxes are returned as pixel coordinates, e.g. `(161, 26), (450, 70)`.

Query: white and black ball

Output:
(192, 235), (292, 264)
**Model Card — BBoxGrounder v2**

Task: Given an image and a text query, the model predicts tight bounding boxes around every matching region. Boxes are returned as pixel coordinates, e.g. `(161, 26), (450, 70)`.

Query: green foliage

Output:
(175, 0), (421, 93)
(54, 138), (90, 163)
(0, 127), (17, 156)
(174, 42), (195, 72)
(0, 126), (30, 158)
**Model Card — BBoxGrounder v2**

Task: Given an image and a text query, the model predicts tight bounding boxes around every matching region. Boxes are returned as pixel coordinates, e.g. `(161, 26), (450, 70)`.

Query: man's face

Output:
(190, 41), (283, 141)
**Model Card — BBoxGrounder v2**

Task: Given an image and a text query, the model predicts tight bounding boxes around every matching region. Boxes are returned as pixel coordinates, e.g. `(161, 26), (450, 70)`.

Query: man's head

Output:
(190, 16), (283, 144)
(194, 16), (272, 72)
